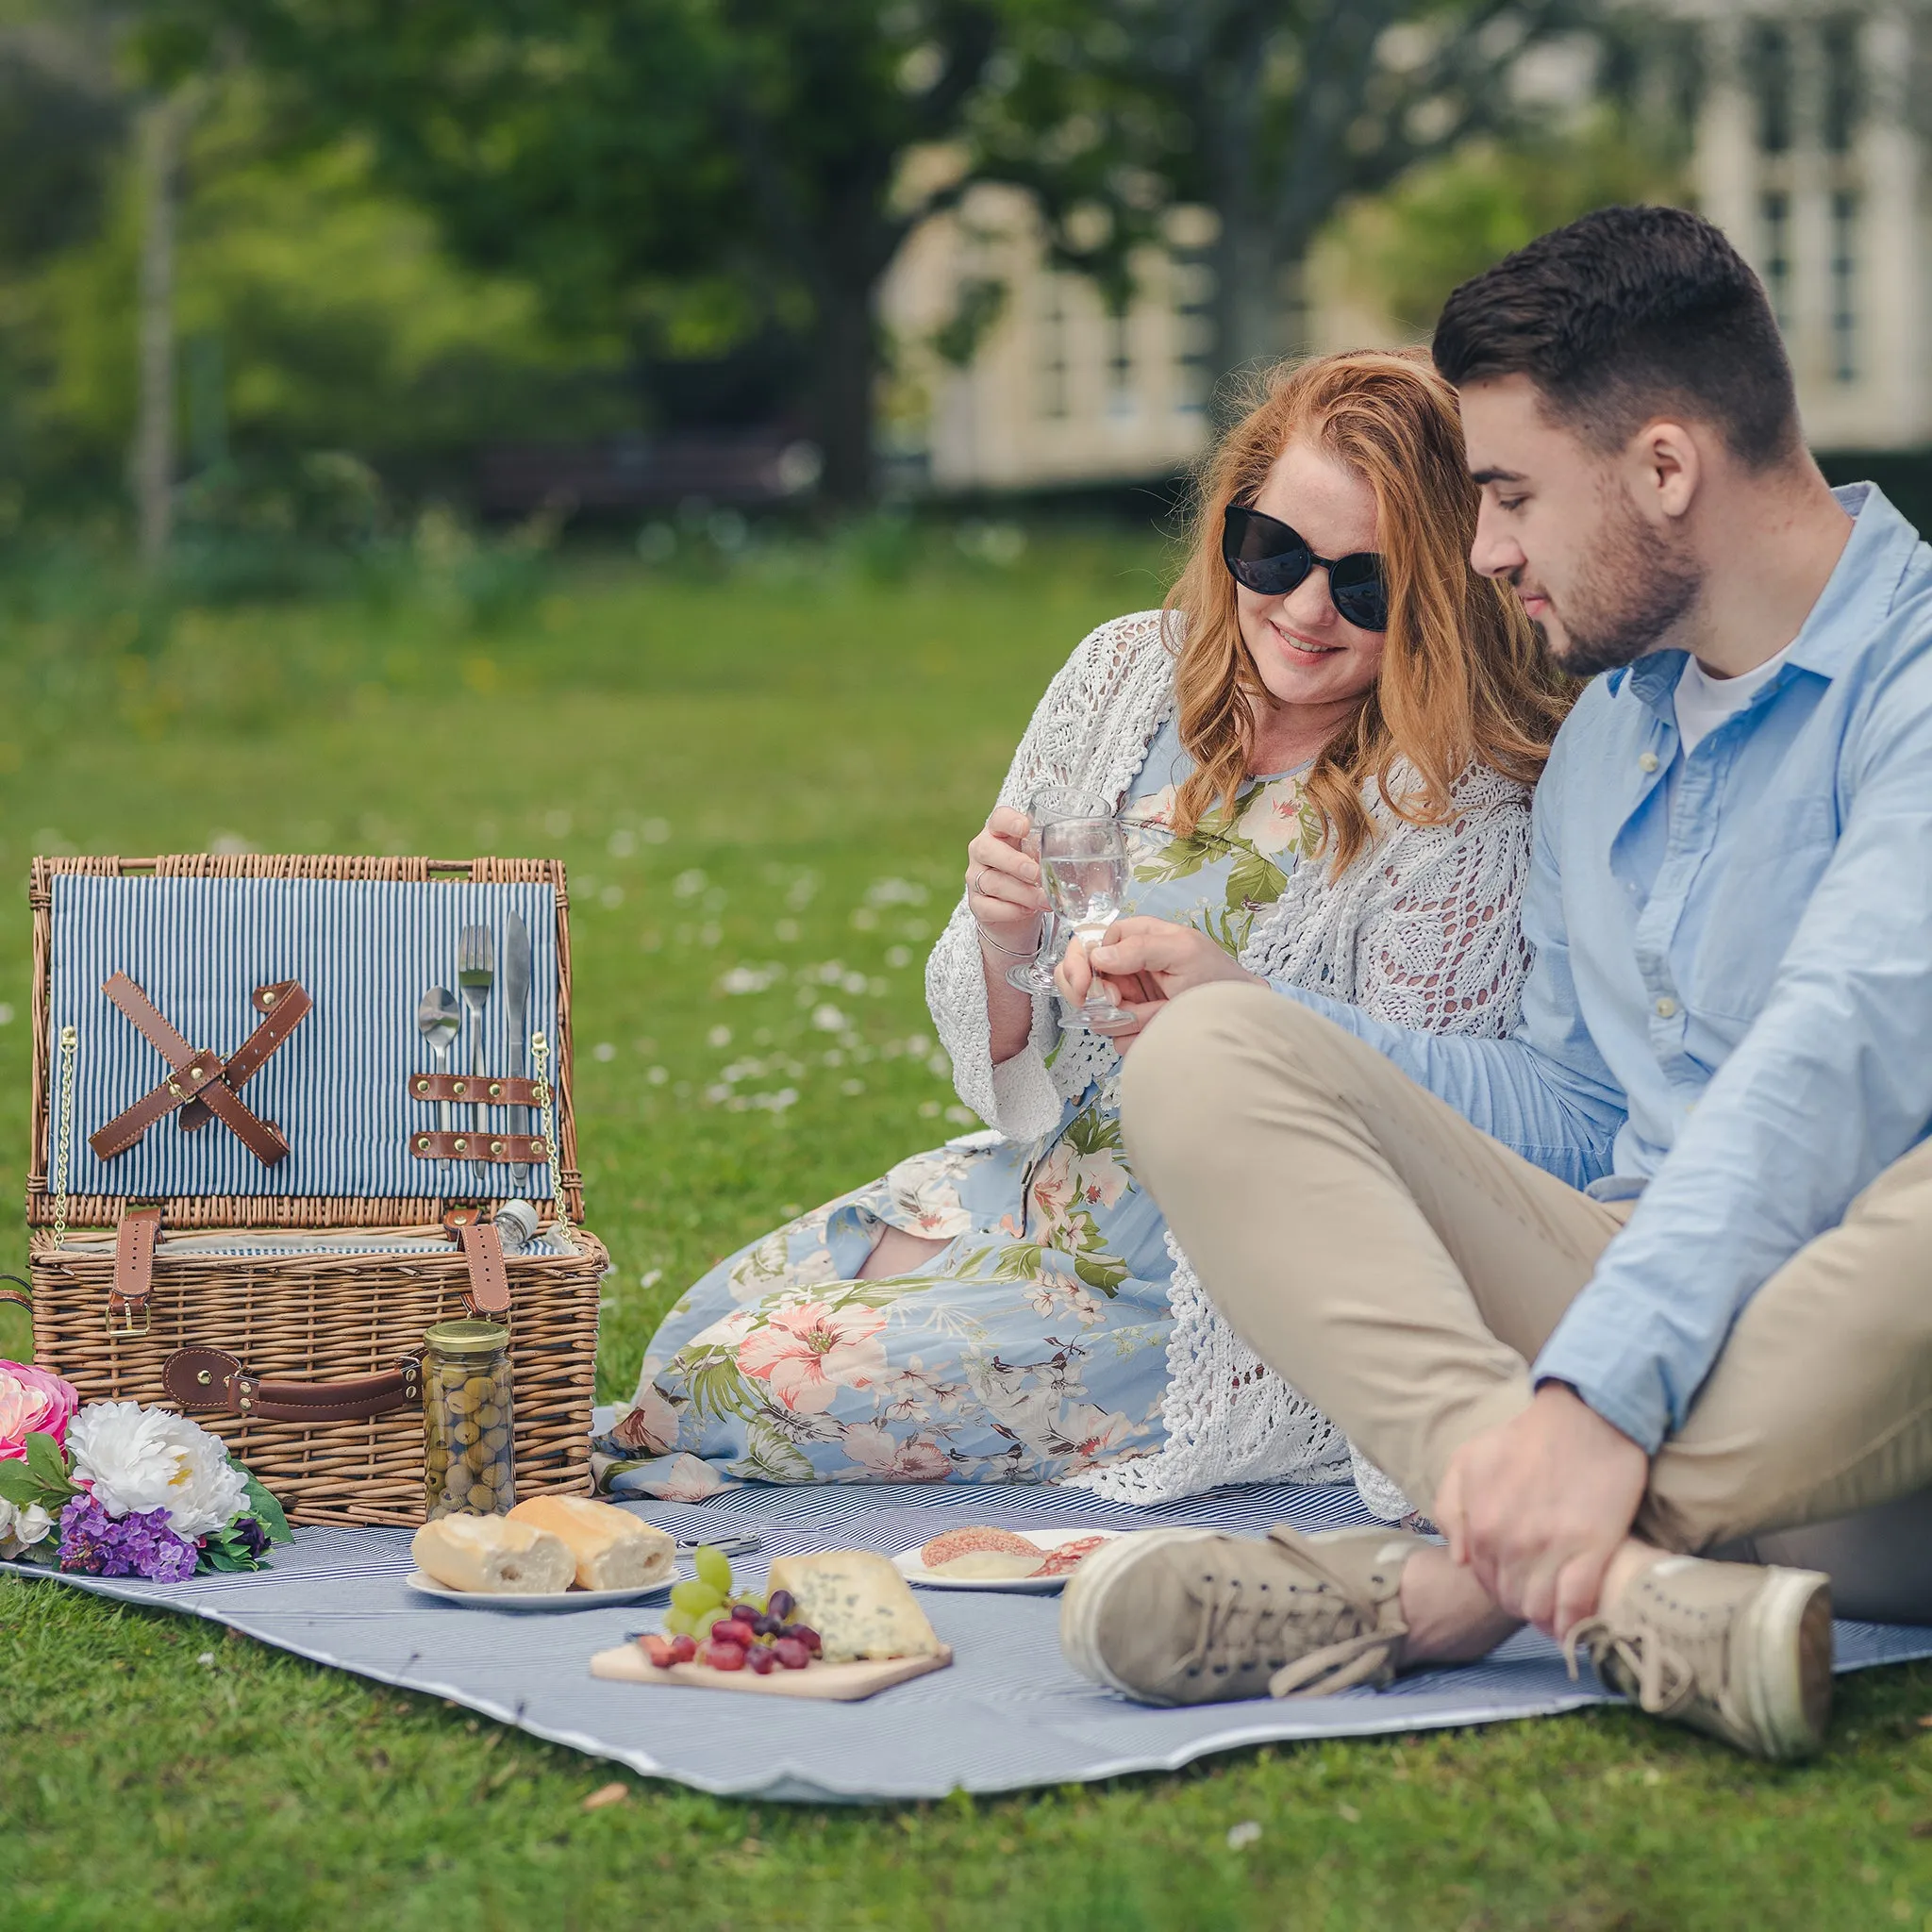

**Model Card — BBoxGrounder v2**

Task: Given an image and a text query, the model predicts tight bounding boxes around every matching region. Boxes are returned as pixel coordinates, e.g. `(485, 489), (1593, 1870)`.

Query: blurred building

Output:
(884, 1), (1931, 492)
(1684, 0), (1930, 452)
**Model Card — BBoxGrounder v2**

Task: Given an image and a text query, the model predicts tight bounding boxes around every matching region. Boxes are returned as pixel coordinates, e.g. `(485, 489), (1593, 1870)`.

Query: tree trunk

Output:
(809, 272), (877, 508)
(134, 88), (198, 572)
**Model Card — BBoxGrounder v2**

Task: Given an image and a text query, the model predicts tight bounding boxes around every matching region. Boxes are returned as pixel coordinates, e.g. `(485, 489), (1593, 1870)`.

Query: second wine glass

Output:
(1007, 786), (1112, 994)
(1038, 816), (1135, 1031)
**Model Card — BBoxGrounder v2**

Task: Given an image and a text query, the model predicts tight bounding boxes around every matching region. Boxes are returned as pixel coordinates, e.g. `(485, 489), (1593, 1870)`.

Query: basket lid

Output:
(34, 863), (577, 1225)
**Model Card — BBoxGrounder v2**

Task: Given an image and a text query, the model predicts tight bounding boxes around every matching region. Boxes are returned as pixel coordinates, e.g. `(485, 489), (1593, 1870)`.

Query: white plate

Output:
(405, 1568), (677, 1612)
(891, 1528), (1127, 1593)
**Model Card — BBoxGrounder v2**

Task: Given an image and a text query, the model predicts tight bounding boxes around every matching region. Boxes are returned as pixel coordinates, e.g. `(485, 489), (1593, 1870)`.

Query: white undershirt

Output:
(1673, 639), (1797, 756)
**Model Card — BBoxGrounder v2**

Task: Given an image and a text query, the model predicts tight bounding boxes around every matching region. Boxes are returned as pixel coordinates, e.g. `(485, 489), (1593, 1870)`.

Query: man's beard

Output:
(1529, 495), (1704, 679)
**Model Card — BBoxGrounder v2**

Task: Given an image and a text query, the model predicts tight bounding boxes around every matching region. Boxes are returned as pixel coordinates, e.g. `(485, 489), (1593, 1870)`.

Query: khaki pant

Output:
(1120, 984), (1932, 1623)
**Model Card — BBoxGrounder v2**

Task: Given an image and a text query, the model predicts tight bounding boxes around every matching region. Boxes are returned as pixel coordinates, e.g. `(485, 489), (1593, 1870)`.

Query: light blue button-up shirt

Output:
(1273, 483), (1932, 1453)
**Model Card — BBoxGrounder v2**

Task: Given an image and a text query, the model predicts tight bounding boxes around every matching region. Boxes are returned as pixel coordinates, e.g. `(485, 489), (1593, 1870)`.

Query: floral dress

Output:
(600, 715), (1324, 1500)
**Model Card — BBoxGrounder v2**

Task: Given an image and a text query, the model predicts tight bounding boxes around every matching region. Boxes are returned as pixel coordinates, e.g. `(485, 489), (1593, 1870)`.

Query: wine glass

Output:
(1039, 816), (1135, 1031)
(1006, 786), (1112, 994)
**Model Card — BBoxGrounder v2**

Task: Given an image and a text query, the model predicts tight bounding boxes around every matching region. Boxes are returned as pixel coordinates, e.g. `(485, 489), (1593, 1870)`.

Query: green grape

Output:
(693, 1544), (734, 1596)
(670, 1578), (724, 1618)
(691, 1604), (727, 1640)
(661, 1606), (694, 1637)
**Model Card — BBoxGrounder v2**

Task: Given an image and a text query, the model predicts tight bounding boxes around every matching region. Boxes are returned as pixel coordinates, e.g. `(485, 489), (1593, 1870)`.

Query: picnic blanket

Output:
(8, 1477), (1932, 1804)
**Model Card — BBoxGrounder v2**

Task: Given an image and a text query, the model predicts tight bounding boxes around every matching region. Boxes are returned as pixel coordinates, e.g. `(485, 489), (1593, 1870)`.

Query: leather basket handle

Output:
(0, 1274), (31, 1317)
(163, 1347), (424, 1423)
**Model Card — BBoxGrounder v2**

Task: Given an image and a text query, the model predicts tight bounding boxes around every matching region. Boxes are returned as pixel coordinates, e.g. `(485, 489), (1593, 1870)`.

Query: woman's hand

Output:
(965, 806), (1048, 958)
(1056, 916), (1261, 1054)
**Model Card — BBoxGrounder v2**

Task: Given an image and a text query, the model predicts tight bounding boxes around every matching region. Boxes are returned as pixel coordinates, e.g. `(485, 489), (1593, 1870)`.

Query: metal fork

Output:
(457, 924), (494, 1196)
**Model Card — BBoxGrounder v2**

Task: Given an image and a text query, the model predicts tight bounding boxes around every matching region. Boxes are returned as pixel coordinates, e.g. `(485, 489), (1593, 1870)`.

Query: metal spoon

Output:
(415, 986), (461, 1187)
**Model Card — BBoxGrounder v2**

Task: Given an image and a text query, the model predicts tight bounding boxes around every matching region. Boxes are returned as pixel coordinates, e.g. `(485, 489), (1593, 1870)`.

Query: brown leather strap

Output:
(181, 980), (310, 1130)
(0, 1275), (31, 1317)
(408, 1131), (548, 1165)
(110, 1205), (162, 1321)
(90, 974), (307, 1166)
(455, 1217), (511, 1316)
(407, 1073), (543, 1107)
(163, 1346), (424, 1422)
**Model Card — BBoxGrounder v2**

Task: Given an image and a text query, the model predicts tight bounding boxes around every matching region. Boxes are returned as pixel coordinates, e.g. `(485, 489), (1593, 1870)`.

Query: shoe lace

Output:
(1178, 1564), (1394, 1700)
(1562, 1614), (1700, 1719)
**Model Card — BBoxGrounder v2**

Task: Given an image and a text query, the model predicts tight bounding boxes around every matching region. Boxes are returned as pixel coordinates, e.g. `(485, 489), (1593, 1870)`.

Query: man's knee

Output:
(1120, 982), (1320, 1182)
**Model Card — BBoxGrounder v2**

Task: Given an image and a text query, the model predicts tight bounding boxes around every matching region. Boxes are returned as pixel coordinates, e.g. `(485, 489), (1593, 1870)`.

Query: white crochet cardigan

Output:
(924, 608), (1537, 1512)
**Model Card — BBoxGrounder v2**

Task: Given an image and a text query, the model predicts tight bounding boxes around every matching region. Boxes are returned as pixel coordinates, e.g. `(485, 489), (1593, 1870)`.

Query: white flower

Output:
(67, 1403), (251, 1537)
(0, 1495), (53, 1557)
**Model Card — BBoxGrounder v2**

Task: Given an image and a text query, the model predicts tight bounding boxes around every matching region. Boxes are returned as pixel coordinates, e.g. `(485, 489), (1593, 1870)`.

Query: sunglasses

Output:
(1222, 504), (1389, 633)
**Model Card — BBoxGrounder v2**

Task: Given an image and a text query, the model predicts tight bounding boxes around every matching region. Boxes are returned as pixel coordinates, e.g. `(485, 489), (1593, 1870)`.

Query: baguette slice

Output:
(411, 1514), (575, 1595)
(765, 1549), (943, 1663)
(506, 1496), (676, 1591)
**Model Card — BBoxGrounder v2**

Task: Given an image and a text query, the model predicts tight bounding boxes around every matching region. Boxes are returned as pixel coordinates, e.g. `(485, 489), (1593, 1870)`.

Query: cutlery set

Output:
(416, 911), (535, 1197)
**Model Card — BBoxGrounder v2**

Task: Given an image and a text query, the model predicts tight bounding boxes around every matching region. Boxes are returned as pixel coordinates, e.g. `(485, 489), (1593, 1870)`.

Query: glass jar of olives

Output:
(421, 1319), (516, 1520)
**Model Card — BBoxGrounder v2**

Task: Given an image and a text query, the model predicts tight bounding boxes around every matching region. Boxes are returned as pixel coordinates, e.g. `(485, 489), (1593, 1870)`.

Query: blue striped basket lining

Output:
(48, 874), (561, 1203)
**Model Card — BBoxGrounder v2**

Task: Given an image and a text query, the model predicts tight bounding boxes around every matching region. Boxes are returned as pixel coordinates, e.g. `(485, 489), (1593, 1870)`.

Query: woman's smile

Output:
(1269, 617), (1347, 662)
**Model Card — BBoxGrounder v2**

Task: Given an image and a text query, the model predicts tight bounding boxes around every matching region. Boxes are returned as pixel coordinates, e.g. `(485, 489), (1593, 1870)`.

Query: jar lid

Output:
(424, 1319), (508, 1355)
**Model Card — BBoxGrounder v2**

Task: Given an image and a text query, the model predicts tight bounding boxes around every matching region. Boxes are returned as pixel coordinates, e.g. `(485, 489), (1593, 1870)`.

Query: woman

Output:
(601, 348), (1568, 1507)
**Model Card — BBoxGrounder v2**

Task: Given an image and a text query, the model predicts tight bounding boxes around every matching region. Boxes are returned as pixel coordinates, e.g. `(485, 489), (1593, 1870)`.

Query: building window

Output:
(1831, 191), (1859, 382)
(1761, 191), (1792, 333)
(1822, 17), (1862, 155)
(1748, 25), (1792, 155)
(1173, 253), (1213, 414)
(1037, 275), (1069, 420)
(1107, 310), (1134, 416)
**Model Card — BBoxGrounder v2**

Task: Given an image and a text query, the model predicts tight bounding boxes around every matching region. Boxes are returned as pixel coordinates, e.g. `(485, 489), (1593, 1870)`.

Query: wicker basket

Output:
(14, 855), (606, 1526)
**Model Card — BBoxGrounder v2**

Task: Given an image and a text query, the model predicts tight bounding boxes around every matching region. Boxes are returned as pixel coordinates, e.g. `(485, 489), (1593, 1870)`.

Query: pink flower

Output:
(737, 1300), (889, 1414)
(641, 1453), (733, 1503)
(610, 1384), (680, 1456)
(840, 1424), (951, 1481)
(0, 1361), (79, 1462)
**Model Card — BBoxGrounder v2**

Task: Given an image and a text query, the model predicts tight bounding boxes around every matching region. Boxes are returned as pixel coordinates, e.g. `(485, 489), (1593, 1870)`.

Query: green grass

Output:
(4, 535), (1931, 1930)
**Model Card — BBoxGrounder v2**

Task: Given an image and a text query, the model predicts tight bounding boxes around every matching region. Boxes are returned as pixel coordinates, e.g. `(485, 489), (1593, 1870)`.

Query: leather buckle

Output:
(105, 1298), (152, 1341)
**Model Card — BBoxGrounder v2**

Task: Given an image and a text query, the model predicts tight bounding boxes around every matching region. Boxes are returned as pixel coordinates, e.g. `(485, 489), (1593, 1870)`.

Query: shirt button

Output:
(1656, 996), (1677, 1019)
(1639, 752), (1659, 774)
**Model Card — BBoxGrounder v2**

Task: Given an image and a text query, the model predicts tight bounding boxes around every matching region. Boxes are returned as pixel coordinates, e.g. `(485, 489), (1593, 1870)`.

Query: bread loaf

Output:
(411, 1514), (575, 1595)
(763, 1549), (943, 1662)
(506, 1496), (675, 1591)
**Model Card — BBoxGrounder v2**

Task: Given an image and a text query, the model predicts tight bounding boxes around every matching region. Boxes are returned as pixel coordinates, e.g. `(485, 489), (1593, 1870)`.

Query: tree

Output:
(975, 0), (1600, 389)
(152, 0), (1028, 505)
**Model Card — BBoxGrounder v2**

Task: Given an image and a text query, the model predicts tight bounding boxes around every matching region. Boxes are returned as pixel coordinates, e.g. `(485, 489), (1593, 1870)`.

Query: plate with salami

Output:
(891, 1525), (1128, 1592)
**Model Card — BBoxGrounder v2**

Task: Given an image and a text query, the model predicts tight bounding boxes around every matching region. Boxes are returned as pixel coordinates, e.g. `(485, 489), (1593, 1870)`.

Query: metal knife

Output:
(503, 909), (533, 1191)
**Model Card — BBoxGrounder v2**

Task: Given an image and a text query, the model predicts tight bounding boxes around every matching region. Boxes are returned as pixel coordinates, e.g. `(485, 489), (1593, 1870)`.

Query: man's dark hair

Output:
(1432, 205), (1802, 469)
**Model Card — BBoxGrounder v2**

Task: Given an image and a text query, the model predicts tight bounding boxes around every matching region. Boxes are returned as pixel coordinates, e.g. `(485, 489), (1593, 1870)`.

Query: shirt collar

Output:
(1606, 481), (1917, 714)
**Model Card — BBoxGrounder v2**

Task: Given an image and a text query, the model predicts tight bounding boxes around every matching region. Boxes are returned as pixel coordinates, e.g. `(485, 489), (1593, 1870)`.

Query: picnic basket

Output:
(8, 854), (607, 1526)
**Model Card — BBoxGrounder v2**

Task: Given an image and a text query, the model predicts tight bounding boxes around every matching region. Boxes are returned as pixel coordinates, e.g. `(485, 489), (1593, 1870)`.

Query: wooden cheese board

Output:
(590, 1642), (953, 1702)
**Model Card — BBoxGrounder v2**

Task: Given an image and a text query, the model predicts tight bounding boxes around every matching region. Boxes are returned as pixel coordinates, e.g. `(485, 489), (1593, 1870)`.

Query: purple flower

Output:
(59, 1495), (198, 1582)
(231, 1516), (269, 1561)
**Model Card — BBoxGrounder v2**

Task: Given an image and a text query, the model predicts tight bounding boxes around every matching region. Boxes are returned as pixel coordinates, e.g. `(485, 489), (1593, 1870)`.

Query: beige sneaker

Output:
(1059, 1524), (1427, 1707)
(1564, 1555), (1834, 1760)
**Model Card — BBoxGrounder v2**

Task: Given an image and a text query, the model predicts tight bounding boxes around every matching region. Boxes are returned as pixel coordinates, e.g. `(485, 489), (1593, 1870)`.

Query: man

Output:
(1058, 206), (1932, 1759)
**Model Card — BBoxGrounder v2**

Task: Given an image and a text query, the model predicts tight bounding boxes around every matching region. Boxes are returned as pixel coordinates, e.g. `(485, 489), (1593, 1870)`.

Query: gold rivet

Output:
(167, 1081), (182, 1098)
(489, 1082), (503, 1098)
(454, 1138), (468, 1153)
(490, 1141), (504, 1155)
(195, 1369), (211, 1386)
(415, 1078), (430, 1093)
(416, 1135), (431, 1151)
(261, 991), (276, 1007)
(453, 1079), (467, 1097)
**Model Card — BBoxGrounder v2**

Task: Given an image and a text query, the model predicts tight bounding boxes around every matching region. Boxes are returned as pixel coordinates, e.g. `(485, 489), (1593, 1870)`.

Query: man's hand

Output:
(1054, 916), (1260, 1053)
(1432, 1384), (1650, 1638)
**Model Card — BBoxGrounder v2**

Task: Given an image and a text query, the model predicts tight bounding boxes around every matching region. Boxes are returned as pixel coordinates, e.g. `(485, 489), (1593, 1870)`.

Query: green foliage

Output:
(1327, 109), (1694, 338)
(8, 75), (630, 508)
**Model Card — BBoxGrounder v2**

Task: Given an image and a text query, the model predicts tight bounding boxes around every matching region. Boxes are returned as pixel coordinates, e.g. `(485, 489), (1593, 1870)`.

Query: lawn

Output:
(2, 527), (1929, 1931)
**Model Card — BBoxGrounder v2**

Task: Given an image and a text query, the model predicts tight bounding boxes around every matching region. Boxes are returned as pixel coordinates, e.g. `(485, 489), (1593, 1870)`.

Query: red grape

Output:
(703, 1641), (747, 1672)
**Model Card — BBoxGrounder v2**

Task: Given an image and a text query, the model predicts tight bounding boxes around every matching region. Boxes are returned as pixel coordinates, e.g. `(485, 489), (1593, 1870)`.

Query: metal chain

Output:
(530, 1030), (575, 1247)
(53, 1024), (76, 1250)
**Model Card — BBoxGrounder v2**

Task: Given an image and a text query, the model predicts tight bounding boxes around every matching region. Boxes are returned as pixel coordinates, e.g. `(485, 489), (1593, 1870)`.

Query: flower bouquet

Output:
(0, 1360), (291, 1580)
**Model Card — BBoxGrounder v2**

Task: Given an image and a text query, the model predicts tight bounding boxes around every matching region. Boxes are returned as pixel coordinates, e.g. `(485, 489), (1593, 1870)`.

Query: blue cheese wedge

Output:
(765, 1549), (943, 1663)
